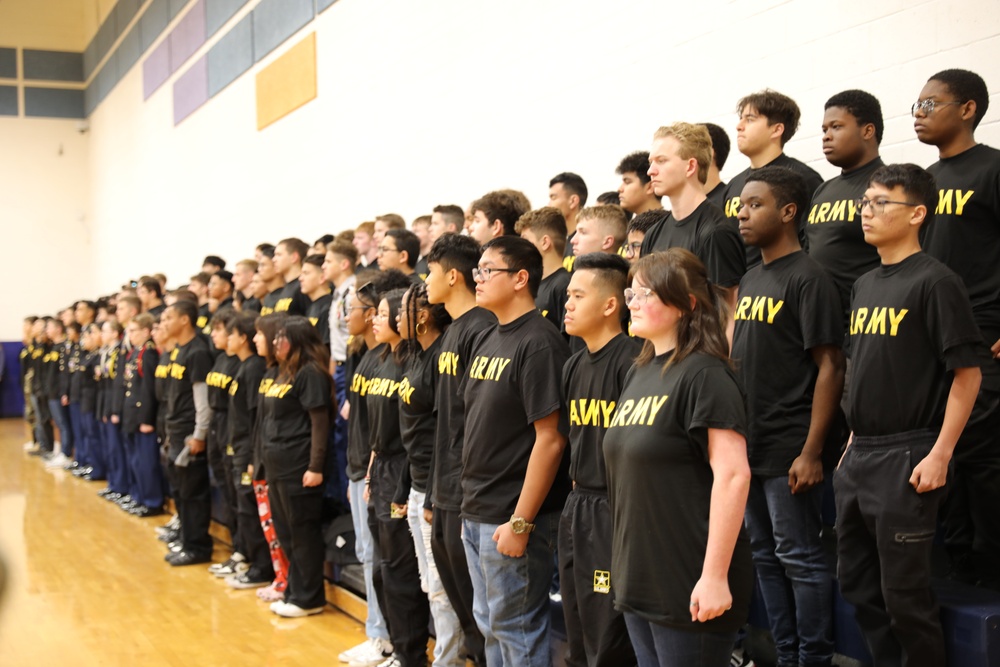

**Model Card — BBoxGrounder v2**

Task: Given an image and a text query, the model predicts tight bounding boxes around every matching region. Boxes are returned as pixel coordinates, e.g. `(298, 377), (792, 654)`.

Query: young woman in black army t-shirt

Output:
(397, 282), (463, 667)
(365, 288), (430, 667)
(259, 316), (332, 617)
(604, 248), (752, 667)
(250, 313), (290, 603)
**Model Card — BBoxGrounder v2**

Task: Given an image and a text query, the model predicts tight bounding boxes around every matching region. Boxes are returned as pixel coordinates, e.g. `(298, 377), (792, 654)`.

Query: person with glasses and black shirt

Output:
(623, 209), (669, 265)
(604, 248), (752, 667)
(377, 229), (423, 283)
(913, 68), (1000, 590)
(462, 236), (571, 667)
(835, 164), (983, 667)
(424, 234), (495, 667)
(260, 316), (332, 618)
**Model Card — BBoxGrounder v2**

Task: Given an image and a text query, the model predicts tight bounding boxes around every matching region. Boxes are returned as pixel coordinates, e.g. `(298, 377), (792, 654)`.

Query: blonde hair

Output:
(578, 204), (629, 248)
(653, 122), (713, 185)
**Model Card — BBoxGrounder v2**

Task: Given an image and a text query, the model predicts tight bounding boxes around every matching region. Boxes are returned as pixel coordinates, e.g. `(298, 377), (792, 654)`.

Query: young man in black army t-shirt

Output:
(641, 122), (746, 312)
(807, 90), (885, 319)
(558, 252), (639, 667)
(273, 238), (312, 316)
(721, 89), (824, 268)
(835, 164), (983, 667)
(205, 312), (242, 575)
(300, 255), (332, 345)
(914, 68), (1000, 588)
(424, 233), (494, 667)
(462, 236), (570, 667)
(257, 244), (285, 316)
(515, 207), (572, 332)
(160, 300), (216, 566)
(733, 167), (845, 667)
(549, 172), (588, 273)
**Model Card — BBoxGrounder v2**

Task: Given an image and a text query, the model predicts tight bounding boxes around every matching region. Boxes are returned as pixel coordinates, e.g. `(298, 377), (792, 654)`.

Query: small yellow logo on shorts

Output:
(593, 570), (611, 594)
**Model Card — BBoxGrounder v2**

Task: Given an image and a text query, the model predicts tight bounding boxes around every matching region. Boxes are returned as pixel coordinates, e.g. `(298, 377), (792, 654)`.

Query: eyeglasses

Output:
(376, 245), (398, 255)
(373, 312), (390, 322)
(472, 267), (519, 282)
(911, 99), (963, 117)
(623, 287), (654, 307)
(624, 242), (643, 258)
(854, 198), (920, 215)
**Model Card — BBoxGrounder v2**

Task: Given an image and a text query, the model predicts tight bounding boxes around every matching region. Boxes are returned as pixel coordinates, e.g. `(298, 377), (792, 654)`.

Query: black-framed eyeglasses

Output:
(376, 245), (398, 255)
(854, 198), (920, 215)
(624, 241), (642, 258)
(911, 99), (962, 117)
(623, 287), (654, 307)
(472, 267), (519, 282)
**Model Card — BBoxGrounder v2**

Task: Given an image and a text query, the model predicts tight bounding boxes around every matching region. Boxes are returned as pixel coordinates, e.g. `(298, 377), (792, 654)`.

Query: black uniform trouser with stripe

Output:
(558, 488), (635, 667)
(834, 430), (946, 667)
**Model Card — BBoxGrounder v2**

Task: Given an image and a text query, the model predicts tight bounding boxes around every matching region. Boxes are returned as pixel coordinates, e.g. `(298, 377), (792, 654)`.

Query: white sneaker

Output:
(374, 657), (401, 667)
(269, 600), (324, 618)
(23, 441), (37, 451)
(44, 452), (68, 468)
(209, 553), (248, 577)
(339, 638), (393, 664)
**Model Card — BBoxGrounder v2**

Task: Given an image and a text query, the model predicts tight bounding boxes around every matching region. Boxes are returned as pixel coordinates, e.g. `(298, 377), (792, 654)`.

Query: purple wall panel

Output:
(173, 55), (208, 125)
(169, 0), (206, 73)
(142, 38), (172, 99)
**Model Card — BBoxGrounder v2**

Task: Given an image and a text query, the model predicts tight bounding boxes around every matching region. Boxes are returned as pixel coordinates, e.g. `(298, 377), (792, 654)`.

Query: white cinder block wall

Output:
(4, 0), (999, 337)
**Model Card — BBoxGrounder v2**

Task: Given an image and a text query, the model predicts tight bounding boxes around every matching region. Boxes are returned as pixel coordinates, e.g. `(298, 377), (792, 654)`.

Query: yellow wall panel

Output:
(255, 31), (316, 131)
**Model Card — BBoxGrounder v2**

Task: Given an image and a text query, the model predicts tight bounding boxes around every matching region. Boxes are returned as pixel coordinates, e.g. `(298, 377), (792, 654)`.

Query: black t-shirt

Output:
(731, 251), (844, 475)
(122, 342), (159, 434)
(274, 278), (310, 316)
(706, 181), (727, 208)
(260, 287), (283, 316)
(848, 253), (984, 436)
(252, 366), (279, 479)
(154, 348), (172, 434)
(640, 199), (746, 288)
(196, 303), (211, 332)
(562, 333), (641, 491)
(923, 144), (1000, 336)
(462, 310), (571, 524)
(207, 353), (240, 411)
(603, 351), (752, 633)
(536, 268), (572, 332)
(563, 233), (576, 272)
(414, 256), (429, 281)
(431, 306), (497, 512)
(164, 335), (213, 448)
(400, 336), (442, 494)
(721, 153), (824, 267)
(242, 296), (262, 313)
(431, 307), (497, 511)
(365, 350), (405, 457)
(307, 293), (333, 345)
(805, 157), (884, 319)
(346, 345), (384, 481)
(228, 355), (266, 469)
(260, 364), (331, 480)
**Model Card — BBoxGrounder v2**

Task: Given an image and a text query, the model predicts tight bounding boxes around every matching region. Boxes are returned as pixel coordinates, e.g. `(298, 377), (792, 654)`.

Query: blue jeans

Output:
(744, 475), (833, 667)
(348, 478), (389, 641)
(624, 613), (736, 667)
(462, 513), (557, 667)
(48, 398), (73, 456)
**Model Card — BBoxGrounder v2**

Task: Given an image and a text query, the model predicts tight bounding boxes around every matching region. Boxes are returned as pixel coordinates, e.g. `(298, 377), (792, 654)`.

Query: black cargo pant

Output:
(834, 429), (946, 667)
(558, 488), (635, 667)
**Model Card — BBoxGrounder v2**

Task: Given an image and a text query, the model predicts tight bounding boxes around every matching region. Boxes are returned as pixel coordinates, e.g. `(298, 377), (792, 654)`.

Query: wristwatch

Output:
(509, 515), (535, 534)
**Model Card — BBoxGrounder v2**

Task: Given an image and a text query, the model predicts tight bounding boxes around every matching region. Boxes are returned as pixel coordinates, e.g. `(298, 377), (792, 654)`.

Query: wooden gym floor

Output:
(0, 418), (372, 666)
